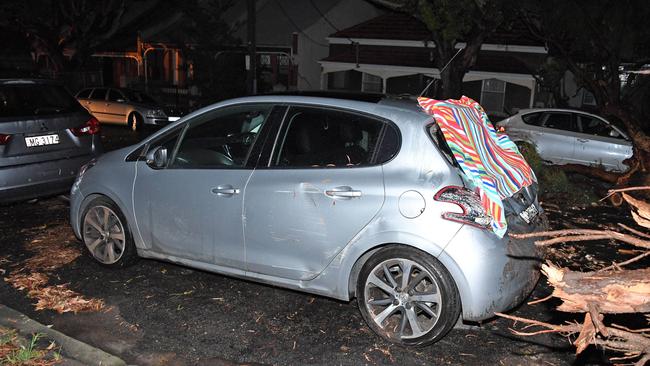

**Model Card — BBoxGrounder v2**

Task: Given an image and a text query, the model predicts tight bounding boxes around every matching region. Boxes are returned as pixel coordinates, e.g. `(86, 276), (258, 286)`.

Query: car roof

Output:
(190, 95), (434, 128)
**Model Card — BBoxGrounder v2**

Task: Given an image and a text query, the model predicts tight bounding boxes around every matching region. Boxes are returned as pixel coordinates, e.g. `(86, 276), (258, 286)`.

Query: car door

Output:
(575, 113), (633, 171)
(132, 103), (279, 268)
(105, 89), (129, 124)
(87, 88), (108, 122)
(243, 105), (387, 281)
(536, 112), (579, 165)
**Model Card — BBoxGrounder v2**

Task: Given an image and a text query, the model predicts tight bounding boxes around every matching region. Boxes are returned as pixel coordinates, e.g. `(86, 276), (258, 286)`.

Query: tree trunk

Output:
(439, 63), (464, 99)
(542, 264), (650, 313)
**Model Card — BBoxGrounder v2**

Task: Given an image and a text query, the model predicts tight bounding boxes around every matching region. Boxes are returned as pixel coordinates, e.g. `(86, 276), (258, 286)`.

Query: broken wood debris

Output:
(500, 187), (650, 366)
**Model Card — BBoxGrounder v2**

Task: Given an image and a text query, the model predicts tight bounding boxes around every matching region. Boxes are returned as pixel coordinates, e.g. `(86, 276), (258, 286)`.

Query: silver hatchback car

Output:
(70, 95), (543, 345)
(496, 108), (633, 172)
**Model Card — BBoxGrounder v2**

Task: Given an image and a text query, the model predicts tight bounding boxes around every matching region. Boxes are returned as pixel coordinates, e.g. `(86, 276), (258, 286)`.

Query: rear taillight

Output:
(434, 186), (491, 228)
(0, 134), (11, 145)
(70, 117), (101, 136)
(497, 125), (506, 133)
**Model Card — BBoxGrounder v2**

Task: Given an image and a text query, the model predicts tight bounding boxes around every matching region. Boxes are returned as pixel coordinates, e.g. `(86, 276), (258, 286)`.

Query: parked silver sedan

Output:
(496, 109), (633, 171)
(76, 87), (170, 131)
(69, 95), (543, 346)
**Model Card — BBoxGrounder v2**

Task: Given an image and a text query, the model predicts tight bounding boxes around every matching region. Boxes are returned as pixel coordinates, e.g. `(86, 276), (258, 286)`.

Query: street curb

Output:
(0, 304), (126, 366)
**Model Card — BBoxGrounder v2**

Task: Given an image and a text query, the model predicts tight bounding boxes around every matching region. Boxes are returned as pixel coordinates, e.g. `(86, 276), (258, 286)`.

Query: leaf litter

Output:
(3, 226), (105, 314)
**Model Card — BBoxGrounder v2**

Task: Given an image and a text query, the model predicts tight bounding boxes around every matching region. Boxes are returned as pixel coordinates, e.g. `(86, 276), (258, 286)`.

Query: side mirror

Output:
(609, 129), (620, 138)
(145, 146), (168, 169)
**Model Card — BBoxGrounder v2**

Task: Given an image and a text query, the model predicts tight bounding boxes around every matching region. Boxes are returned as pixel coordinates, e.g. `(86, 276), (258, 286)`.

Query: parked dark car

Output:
(0, 79), (102, 203)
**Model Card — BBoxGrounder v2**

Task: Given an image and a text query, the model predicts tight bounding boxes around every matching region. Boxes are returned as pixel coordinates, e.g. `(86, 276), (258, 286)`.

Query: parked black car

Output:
(0, 79), (102, 203)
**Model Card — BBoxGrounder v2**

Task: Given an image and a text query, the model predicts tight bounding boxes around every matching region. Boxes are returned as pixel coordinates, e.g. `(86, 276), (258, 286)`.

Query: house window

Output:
(361, 73), (382, 93)
(480, 79), (506, 113)
(327, 70), (362, 91)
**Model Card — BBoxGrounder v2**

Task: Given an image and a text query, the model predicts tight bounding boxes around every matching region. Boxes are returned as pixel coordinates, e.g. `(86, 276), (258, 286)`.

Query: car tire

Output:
(80, 196), (138, 268)
(356, 245), (460, 346)
(128, 113), (142, 132)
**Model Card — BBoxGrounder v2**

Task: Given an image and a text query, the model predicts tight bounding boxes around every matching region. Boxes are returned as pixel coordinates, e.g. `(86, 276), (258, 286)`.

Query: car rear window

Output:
(0, 84), (84, 118)
(427, 122), (456, 166)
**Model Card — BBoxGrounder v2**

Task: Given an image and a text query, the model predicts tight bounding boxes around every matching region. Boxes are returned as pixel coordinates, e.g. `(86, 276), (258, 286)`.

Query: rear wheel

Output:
(357, 245), (460, 346)
(81, 196), (138, 267)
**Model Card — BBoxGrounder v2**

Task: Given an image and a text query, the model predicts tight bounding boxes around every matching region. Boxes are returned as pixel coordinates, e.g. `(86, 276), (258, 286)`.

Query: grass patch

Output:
(0, 327), (61, 365)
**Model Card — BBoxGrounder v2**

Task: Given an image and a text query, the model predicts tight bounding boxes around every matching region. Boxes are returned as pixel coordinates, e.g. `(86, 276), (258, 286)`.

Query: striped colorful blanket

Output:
(418, 96), (536, 237)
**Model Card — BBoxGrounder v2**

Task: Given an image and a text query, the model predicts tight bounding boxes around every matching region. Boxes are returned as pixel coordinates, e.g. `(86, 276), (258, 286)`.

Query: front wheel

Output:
(356, 245), (460, 346)
(81, 196), (138, 267)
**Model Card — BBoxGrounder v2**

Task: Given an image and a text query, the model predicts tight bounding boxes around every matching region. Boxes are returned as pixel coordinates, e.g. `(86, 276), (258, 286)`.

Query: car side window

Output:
(139, 126), (183, 166)
(578, 115), (621, 139)
(521, 112), (543, 126)
(107, 89), (124, 102)
(169, 104), (273, 169)
(274, 107), (385, 168)
(76, 89), (92, 99)
(542, 112), (579, 132)
(90, 88), (107, 101)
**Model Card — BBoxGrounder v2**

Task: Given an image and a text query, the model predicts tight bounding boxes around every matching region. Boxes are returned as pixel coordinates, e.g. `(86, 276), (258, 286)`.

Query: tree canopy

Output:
(370, 0), (516, 99)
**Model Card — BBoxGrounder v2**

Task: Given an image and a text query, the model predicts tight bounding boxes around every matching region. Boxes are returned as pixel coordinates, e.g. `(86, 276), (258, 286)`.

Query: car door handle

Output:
(325, 186), (362, 199)
(211, 185), (240, 196)
(577, 138), (589, 143)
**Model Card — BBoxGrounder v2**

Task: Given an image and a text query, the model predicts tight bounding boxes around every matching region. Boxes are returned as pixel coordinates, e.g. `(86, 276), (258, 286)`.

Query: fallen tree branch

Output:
(618, 223), (650, 239)
(510, 229), (650, 249)
(598, 251), (650, 272)
(496, 312), (650, 364)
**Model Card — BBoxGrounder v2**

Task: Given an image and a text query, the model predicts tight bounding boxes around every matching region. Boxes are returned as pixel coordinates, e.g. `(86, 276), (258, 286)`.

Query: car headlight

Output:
(146, 109), (167, 118)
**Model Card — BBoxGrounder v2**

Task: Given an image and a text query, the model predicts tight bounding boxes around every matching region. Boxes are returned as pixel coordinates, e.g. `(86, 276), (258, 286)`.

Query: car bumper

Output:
(0, 155), (96, 203)
(441, 216), (544, 321)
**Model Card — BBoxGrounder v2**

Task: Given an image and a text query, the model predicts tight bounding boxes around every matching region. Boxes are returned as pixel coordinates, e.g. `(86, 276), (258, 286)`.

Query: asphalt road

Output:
(0, 124), (628, 365)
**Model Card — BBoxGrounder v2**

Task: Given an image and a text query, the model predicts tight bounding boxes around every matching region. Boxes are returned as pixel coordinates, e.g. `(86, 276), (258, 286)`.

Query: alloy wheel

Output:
(363, 258), (442, 340)
(82, 205), (126, 264)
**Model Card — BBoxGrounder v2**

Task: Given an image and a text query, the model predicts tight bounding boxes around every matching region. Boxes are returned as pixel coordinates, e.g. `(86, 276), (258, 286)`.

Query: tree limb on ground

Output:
(500, 187), (650, 365)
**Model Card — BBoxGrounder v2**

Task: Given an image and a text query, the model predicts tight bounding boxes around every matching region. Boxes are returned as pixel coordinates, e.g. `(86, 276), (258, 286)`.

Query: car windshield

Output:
(0, 84), (83, 118)
(122, 89), (158, 105)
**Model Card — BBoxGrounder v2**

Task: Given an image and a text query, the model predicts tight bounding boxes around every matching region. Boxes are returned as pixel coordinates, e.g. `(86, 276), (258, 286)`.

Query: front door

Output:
(575, 114), (633, 171)
(132, 103), (276, 268)
(244, 106), (388, 280)
(86, 88), (108, 123)
(105, 89), (129, 124)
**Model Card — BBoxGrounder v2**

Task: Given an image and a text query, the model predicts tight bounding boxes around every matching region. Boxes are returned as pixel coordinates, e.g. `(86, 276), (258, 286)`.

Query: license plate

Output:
(519, 203), (539, 224)
(25, 134), (59, 147)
